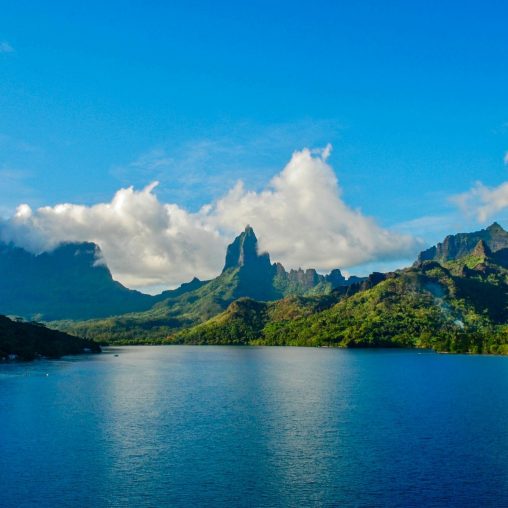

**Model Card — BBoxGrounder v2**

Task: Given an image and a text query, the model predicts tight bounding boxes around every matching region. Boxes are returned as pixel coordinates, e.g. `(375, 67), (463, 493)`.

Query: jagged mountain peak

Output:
(487, 222), (505, 233)
(417, 221), (508, 263)
(222, 225), (271, 272)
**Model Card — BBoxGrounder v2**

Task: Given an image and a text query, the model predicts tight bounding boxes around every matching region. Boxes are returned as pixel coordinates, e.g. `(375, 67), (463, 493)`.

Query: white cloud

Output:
(206, 146), (420, 271)
(0, 147), (422, 290)
(0, 41), (14, 53)
(452, 180), (508, 222)
(0, 182), (226, 290)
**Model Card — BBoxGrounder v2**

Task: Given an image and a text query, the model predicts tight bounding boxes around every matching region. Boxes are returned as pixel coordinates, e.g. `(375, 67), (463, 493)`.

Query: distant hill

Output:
(0, 241), (204, 320)
(0, 315), (101, 361)
(52, 226), (362, 341)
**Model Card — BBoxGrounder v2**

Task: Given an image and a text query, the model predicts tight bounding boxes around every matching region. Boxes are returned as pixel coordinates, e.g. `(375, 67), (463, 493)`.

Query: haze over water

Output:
(1, 346), (507, 507)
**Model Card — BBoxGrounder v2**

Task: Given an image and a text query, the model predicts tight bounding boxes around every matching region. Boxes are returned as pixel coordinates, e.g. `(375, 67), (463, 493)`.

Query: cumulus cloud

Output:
(0, 182), (226, 289)
(0, 41), (14, 53)
(452, 180), (508, 222)
(207, 146), (420, 270)
(0, 147), (422, 290)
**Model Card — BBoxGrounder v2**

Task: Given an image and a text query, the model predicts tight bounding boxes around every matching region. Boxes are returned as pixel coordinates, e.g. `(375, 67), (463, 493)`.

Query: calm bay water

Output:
(1, 346), (507, 507)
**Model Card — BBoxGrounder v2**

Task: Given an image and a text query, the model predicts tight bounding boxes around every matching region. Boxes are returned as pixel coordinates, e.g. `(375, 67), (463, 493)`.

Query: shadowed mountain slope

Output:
(0, 242), (167, 320)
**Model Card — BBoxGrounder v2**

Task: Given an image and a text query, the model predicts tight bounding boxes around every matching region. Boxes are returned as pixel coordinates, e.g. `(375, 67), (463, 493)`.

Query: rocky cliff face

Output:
(222, 226), (278, 301)
(471, 239), (492, 259)
(417, 222), (508, 263)
(223, 225), (272, 273)
(222, 225), (358, 299)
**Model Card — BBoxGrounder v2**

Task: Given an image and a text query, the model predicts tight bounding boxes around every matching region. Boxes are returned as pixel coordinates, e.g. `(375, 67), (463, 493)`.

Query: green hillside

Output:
(170, 255), (508, 355)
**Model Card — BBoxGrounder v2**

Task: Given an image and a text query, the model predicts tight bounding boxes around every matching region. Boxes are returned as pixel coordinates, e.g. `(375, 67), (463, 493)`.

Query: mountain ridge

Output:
(0, 241), (164, 320)
(167, 223), (508, 354)
(417, 222), (508, 264)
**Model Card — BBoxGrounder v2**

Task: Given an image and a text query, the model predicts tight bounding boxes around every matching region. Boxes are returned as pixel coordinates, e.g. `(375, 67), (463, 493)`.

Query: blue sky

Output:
(1, 1), (508, 288)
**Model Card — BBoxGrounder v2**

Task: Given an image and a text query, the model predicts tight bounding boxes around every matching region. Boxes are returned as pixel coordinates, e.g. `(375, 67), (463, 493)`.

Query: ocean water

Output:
(0, 346), (507, 507)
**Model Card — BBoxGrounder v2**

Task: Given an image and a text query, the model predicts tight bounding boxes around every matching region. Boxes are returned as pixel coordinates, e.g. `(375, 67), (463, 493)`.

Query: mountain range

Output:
(417, 222), (508, 263)
(48, 226), (363, 341)
(0, 226), (360, 339)
(2, 222), (508, 355)
(171, 223), (508, 354)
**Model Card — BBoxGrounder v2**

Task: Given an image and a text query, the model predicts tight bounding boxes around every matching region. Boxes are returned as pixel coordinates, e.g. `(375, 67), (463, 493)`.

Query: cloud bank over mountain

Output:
(0, 148), (422, 290)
